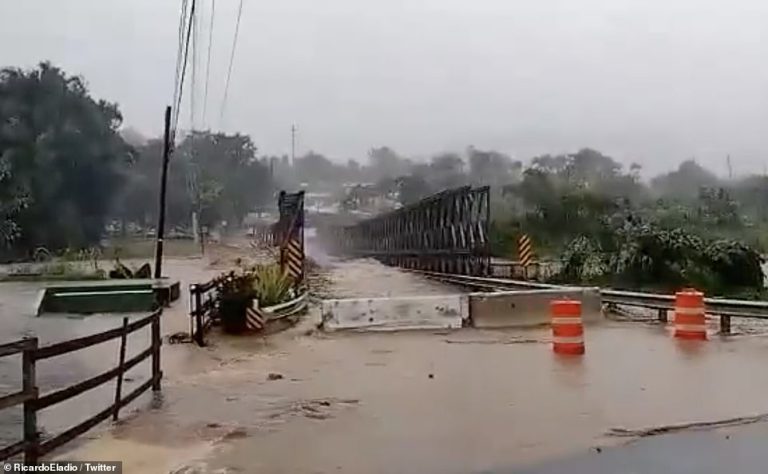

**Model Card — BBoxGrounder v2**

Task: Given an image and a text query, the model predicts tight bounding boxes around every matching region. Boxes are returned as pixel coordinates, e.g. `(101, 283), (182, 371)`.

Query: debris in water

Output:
(607, 413), (768, 438)
(223, 427), (248, 440)
(444, 338), (542, 345)
(168, 332), (193, 344)
(267, 372), (284, 381)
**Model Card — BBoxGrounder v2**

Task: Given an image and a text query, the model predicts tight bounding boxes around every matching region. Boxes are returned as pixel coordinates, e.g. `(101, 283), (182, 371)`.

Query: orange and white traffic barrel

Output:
(674, 289), (706, 340)
(551, 299), (585, 355)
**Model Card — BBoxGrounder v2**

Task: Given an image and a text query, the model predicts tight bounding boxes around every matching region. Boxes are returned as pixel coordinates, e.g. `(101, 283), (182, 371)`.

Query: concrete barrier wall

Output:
(470, 288), (602, 328)
(321, 294), (468, 331)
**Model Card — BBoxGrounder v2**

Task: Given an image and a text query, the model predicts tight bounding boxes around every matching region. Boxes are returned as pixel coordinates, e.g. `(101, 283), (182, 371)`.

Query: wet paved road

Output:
(508, 425), (768, 474)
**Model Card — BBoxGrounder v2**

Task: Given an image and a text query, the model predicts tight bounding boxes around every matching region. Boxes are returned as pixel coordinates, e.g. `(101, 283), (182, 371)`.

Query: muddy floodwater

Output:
(64, 320), (768, 473)
(67, 314), (768, 472)
(5, 255), (768, 473)
(0, 257), (219, 451)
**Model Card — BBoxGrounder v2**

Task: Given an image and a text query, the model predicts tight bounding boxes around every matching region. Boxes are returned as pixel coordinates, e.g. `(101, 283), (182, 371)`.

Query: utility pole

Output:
(726, 154), (733, 180)
(291, 124), (296, 166)
(154, 106), (172, 279)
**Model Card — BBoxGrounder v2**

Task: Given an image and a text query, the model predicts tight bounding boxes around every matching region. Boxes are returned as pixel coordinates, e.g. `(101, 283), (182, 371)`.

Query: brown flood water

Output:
(62, 255), (768, 474)
(6, 254), (768, 473)
(0, 256), (221, 452)
(65, 319), (768, 473)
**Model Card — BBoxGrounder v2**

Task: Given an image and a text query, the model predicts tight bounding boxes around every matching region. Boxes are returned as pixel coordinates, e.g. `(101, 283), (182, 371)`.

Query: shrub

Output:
(252, 264), (294, 307)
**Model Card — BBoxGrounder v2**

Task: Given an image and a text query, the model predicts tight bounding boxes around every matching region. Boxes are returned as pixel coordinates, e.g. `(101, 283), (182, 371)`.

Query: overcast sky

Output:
(2, 0), (768, 175)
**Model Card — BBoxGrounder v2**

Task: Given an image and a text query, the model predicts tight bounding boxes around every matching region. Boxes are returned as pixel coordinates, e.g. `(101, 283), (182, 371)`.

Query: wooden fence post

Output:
(23, 337), (39, 464)
(193, 285), (204, 346)
(720, 315), (731, 335)
(151, 312), (162, 391)
(112, 317), (129, 421)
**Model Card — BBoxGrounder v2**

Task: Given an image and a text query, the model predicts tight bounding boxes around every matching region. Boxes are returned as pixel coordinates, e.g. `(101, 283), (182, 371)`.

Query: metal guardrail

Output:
(409, 270), (768, 326)
(602, 289), (768, 319)
(261, 292), (308, 321)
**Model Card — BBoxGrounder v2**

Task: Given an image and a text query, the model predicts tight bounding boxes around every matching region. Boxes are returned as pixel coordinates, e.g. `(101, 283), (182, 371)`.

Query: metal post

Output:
(484, 186), (491, 276)
(154, 106), (172, 279)
(151, 312), (162, 391)
(113, 317), (129, 421)
(720, 315), (731, 335)
(22, 337), (39, 464)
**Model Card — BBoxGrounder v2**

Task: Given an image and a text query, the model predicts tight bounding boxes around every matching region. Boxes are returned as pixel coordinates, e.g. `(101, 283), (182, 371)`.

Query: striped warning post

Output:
(674, 289), (706, 340)
(551, 299), (585, 355)
(285, 237), (304, 282)
(518, 234), (534, 267)
(245, 305), (266, 331)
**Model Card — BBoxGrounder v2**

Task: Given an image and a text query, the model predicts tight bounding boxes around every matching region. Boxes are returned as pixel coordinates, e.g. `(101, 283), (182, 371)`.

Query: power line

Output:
(172, 0), (189, 117)
(172, 0), (197, 138)
(219, 0), (245, 127)
(190, 4), (198, 131)
(203, 0), (216, 129)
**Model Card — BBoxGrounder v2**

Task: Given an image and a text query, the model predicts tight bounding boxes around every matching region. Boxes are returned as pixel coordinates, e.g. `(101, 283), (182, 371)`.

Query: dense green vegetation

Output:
(0, 63), (275, 260)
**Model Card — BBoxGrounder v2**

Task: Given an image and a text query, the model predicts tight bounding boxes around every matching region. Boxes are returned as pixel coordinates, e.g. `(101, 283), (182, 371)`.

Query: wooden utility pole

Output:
(154, 106), (172, 279)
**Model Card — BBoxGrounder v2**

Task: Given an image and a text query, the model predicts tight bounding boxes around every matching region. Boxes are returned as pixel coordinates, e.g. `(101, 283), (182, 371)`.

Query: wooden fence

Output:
(190, 278), (220, 346)
(0, 309), (162, 463)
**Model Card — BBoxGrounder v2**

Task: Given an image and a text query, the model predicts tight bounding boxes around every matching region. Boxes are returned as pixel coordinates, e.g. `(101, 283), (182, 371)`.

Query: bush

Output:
(556, 225), (765, 296)
(252, 264), (294, 307)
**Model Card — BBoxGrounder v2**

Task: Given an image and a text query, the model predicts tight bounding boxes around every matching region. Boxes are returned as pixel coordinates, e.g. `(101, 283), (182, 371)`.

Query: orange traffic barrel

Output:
(674, 289), (706, 340)
(551, 299), (584, 355)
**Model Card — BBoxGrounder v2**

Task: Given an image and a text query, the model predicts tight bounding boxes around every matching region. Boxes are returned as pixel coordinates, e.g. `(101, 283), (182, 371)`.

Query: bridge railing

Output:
(329, 186), (491, 276)
(409, 270), (768, 334)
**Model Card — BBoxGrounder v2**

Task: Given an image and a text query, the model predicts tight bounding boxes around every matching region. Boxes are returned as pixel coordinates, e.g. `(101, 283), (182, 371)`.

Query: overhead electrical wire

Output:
(202, 0), (216, 129)
(172, 0), (197, 139)
(219, 0), (245, 127)
(172, 0), (190, 128)
(190, 3), (198, 130)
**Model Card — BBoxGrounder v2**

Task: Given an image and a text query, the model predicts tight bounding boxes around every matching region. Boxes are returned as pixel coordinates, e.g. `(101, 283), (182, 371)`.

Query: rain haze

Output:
(2, 0), (768, 174)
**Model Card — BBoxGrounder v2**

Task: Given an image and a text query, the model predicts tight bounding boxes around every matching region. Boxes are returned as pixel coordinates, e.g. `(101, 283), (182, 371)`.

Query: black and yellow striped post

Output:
(284, 235), (304, 282)
(278, 191), (305, 286)
(518, 234), (535, 279)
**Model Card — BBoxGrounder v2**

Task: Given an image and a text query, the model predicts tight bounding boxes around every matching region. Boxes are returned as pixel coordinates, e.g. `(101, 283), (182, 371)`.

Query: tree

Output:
(651, 160), (719, 200)
(0, 154), (26, 246)
(0, 63), (130, 255)
(429, 153), (466, 190)
(115, 131), (274, 233)
(467, 147), (522, 187)
(396, 175), (433, 205)
(368, 146), (409, 181)
(294, 151), (339, 185)
(175, 131), (272, 228)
